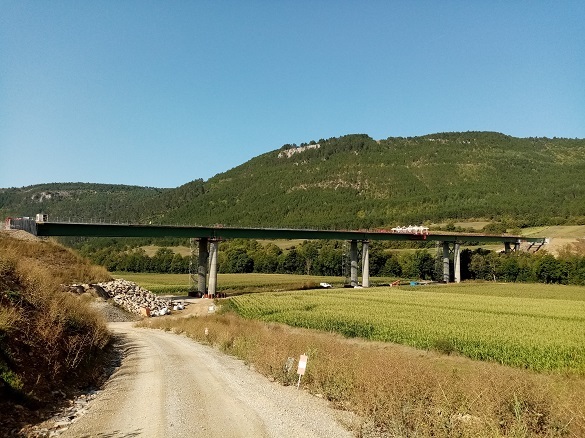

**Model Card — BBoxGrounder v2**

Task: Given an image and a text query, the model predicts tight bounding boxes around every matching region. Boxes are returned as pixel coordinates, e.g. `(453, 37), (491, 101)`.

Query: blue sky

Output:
(1, 1), (584, 188)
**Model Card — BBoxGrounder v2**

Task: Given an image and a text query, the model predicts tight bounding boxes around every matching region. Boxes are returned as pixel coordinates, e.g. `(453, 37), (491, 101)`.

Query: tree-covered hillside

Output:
(0, 183), (169, 222)
(2, 132), (585, 228)
(158, 132), (585, 228)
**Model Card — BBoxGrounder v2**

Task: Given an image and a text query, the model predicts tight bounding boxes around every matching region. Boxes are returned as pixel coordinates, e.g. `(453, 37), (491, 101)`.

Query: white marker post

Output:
(296, 354), (308, 389)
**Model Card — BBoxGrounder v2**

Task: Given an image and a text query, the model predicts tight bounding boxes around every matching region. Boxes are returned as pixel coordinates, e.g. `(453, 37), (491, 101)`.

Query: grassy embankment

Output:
(139, 276), (585, 437)
(0, 232), (112, 432)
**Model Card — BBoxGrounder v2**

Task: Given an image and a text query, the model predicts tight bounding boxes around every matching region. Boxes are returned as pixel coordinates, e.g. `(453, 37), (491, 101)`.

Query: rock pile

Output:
(67, 279), (183, 317)
(95, 279), (177, 317)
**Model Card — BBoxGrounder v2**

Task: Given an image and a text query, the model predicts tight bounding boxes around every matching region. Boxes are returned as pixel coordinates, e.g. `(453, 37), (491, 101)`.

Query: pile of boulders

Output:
(95, 279), (177, 317)
(66, 279), (184, 317)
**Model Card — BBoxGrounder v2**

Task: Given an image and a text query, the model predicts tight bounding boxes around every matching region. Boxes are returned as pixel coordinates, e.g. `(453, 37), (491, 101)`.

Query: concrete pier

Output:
(454, 243), (461, 283)
(208, 240), (218, 297)
(442, 242), (450, 283)
(198, 238), (209, 294)
(350, 240), (358, 287)
(441, 242), (461, 283)
(362, 241), (370, 288)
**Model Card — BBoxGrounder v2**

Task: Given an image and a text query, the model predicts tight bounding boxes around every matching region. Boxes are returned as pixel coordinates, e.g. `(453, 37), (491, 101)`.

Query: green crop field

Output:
(230, 282), (585, 373)
(113, 272), (351, 295)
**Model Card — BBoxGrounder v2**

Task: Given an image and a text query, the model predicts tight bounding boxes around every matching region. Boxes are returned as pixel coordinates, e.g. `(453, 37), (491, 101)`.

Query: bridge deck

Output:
(34, 221), (546, 244)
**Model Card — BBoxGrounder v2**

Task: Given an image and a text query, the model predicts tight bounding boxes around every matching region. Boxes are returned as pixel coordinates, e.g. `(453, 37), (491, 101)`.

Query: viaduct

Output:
(9, 218), (547, 297)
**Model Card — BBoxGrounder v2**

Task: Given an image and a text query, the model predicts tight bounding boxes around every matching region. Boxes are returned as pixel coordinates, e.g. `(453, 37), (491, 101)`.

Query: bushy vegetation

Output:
(143, 310), (585, 437)
(0, 233), (111, 416)
(2, 132), (585, 228)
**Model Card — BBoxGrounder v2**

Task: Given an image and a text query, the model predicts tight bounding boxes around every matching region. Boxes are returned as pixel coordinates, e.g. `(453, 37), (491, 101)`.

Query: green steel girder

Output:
(35, 222), (546, 244)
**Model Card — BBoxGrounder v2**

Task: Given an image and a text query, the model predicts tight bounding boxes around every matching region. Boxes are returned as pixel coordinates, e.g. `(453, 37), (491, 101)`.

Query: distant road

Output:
(61, 323), (353, 438)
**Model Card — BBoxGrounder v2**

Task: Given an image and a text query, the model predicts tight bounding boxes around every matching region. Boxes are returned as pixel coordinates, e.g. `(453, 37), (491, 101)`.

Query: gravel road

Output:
(60, 323), (355, 438)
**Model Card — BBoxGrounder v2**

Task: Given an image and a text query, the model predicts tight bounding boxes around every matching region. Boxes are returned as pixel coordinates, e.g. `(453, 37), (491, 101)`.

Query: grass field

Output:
(117, 271), (585, 373)
(229, 282), (585, 374)
(113, 272), (370, 295)
(144, 279), (585, 436)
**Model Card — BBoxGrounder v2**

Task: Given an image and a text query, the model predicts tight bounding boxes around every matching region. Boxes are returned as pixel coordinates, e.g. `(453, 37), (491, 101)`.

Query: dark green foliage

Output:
(0, 183), (169, 223)
(3, 133), (585, 228)
(71, 233), (585, 286)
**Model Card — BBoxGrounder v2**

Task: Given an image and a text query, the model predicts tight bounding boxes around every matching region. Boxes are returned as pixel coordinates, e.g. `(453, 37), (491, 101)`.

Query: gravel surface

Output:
(90, 301), (141, 322)
(58, 323), (356, 438)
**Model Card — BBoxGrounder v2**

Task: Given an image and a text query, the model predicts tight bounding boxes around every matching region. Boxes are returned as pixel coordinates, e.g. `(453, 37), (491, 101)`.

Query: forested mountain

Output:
(155, 132), (585, 228)
(0, 183), (169, 222)
(2, 132), (585, 228)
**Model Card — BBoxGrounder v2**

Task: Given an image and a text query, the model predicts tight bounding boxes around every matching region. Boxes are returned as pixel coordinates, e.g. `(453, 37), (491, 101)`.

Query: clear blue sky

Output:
(1, 1), (584, 188)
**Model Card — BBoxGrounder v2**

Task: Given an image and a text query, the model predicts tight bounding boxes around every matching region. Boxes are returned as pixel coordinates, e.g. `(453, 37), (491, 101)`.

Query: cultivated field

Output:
(230, 282), (585, 374)
(114, 272), (354, 295)
(145, 279), (585, 436)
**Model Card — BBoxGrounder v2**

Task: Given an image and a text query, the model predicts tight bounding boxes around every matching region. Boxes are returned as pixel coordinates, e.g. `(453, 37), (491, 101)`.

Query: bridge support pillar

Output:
(454, 243), (461, 283)
(362, 241), (370, 288)
(504, 242), (511, 253)
(514, 241), (520, 252)
(350, 240), (358, 287)
(442, 242), (450, 283)
(208, 240), (218, 297)
(198, 238), (209, 295)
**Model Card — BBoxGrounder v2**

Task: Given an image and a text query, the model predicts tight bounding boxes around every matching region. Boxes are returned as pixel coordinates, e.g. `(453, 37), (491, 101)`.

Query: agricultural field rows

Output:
(229, 283), (585, 373)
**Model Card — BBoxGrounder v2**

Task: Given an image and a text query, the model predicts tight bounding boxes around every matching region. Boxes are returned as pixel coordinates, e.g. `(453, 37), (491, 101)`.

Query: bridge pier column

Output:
(514, 241), (521, 252)
(442, 242), (450, 283)
(208, 240), (218, 297)
(198, 238), (209, 295)
(362, 240), (370, 288)
(454, 243), (461, 283)
(504, 242), (511, 253)
(350, 240), (358, 287)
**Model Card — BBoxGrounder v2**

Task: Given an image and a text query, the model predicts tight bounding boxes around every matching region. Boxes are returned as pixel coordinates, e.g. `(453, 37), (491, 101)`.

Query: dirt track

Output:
(60, 323), (354, 438)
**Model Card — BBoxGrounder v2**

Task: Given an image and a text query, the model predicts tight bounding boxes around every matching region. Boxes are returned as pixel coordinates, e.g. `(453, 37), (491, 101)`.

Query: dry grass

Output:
(0, 234), (111, 401)
(142, 312), (585, 437)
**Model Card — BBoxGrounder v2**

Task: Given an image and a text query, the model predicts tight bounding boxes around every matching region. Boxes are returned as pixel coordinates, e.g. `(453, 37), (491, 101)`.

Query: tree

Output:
(225, 247), (254, 273)
(400, 250), (435, 280)
(534, 254), (562, 284)
(251, 250), (278, 273)
(315, 246), (342, 276)
(381, 252), (402, 277)
(279, 248), (303, 274)
(298, 241), (319, 275)
(499, 255), (519, 282)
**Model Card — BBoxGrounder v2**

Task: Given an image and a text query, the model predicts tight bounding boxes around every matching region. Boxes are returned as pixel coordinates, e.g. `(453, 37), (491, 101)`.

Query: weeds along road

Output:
(61, 322), (353, 438)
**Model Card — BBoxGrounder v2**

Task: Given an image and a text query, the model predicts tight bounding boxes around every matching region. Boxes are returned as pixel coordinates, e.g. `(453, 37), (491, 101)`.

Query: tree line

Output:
(76, 238), (585, 286)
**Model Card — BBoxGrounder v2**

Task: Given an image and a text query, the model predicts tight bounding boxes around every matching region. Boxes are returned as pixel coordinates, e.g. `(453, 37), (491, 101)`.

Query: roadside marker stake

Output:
(297, 354), (308, 389)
